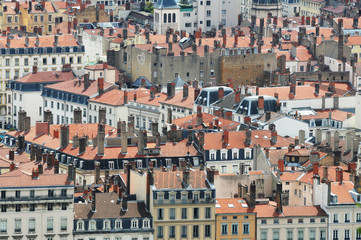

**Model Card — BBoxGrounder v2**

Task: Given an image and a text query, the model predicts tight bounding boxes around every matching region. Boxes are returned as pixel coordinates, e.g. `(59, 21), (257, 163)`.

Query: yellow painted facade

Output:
(215, 212), (256, 240)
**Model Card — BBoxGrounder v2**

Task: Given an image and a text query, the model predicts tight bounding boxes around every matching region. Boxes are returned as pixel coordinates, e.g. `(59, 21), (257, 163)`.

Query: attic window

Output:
(241, 204), (248, 208)
(237, 199), (245, 203)
(255, 135), (259, 139)
(216, 204), (221, 208)
(264, 136), (268, 139)
(227, 204), (235, 208)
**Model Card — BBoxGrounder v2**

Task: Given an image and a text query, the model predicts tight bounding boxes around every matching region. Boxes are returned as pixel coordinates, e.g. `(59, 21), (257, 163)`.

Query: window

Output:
(298, 218), (303, 223)
(333, 213), (339, 223)
(356, 213), (361, 222)
(47, 217), (54, 231)
(61, 218), (67, 231)
(205, 207), (211, 218)
(0, 219), (7, 233)
(29, 218), (35, 232)
(29, 204), (35, 211)
(333, 230), (339, 240)
(261, 219), (267, 224)
(14, 219), (21, 233)
(344, 229), (350, 240)
(182, 208), (187, 219)
(193, 193), (199, 203)
(206, 10), (211, 16)
(131, 219), (138, 229)
(206, 0), (211, 5)
(89, 220), (96, 230)
(231, 223), (238, 235)
(274, 219), (279, 224)
(143, 219), (149, 228)
(158, 208), (163, 220)
(287, 229), (293, 240)
(15, 58), (19, 66)
(169, 208), (175, 219)
(172, 13), (176, 22)
(205, 225), (211, 237)
(243, 223), (249, 234)
(345, 213), (350, 223)
(169, 226), (175, 238)
(206, 20), (211, 27)
(181, 225), (187, 238)
(356, 230), (361, 240)
(7, 16), (12, 23)
(77, 220), (83, 231)
(273, 230), (280, 240)
(298, 229), (304, 240)
(61, 203), (67, 210)
(221, 223), (228, 235)
(163, 13), (167, 23)
(261, 231), (267, 240)
(193, 225), (199, 238)
(48, 203), (54, 211)
(193, 208), (199, 219)
(15, 204), (21, 212)
(0, 191), (5, 199)
(1, 205), (6, 212)
(16, 190), (20, 198)
(158, 226), (164, 238)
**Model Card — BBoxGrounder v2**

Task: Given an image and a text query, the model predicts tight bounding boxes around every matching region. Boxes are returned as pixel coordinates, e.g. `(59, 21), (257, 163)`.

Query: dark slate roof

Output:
(154, 0), (180, 9)
(211, 92), (246, 111)
(132, 76), (153, 89)
(172, 76), (188, 88)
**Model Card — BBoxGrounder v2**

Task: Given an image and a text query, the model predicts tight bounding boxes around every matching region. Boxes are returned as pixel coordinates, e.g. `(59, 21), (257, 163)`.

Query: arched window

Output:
(131, 219), (138, 229)
(115, 219), (122, 229)
(103, 219), (111, 230)
(168, 13), (171, 23)
(163, 13), (167, 23)
(77, 220), (84, 231)
(173, 13), (176, 22)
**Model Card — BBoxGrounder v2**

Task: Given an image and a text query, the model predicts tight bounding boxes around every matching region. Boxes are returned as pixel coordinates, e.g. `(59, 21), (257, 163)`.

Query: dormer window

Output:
(170, 192), (176, 204)
(89, 220), (96, 230)
(157, 193), (164, 204)
(181, 192), (187, 204)
(115, 219), (122, 229)
(143, 218), (150, 229)
(232, 149), (238, 159)
(103, 220), (111, 230)
(221, 149), (227, 160)
(131, 219), (138, 229)
(210, 150), (216, 160)
(245, 148), (251, 159)
(193, 192), (199, 203)
(77, 220), (84, 231)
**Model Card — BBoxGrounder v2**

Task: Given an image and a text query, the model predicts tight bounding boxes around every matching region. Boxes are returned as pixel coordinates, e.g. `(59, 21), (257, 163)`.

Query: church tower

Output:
(251, 0), (282, 19)
(153, 0), (180, 35)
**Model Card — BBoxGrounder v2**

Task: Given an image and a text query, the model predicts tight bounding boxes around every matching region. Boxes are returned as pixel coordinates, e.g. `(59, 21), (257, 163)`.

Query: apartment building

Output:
(215, 198), (256, 240)
(150, 168), (216, 240)
(300, 0), (326, 17)
(0, 34), (84, 128)
(0, 168), (74, 240)
(8, 65), (76, 129)
(0, 1), (59, 35)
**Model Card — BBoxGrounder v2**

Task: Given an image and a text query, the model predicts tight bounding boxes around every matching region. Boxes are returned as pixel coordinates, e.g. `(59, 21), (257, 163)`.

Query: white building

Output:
(8, 66), (76, 129)
(1, 34), (84, 129)
(153, 0), (180, 35)
(281, 0), (300, 17)
(0, 168), (74, 240)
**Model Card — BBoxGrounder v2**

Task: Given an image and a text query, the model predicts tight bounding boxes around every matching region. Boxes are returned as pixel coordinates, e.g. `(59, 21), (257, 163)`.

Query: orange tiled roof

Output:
(216, 198), (254, 214)
(85, 28), (135, 39)
(0, 170), (71, 187)
(0, 34), (80, 48)
(153, 170), (207, 189)
(280, 172), (304, 181)
(16, 71), (76, 83)
(89, 88), (149, 106)
(173, 113), (239, 131)
(203, 130), (294, 150)
(158, 87), (196, 109)
(331, 181), (355, 204)
(45, 78), (113, 97)
(133, 92), (168, 106)
(335, 17), (361, 29)
(301, 109), (354, 122)
(258, 84), (345, 100)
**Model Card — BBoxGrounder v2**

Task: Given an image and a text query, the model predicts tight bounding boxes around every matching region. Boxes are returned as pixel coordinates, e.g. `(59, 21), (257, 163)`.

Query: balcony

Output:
(0, 194), (73, 203)
(154, 198), (215, 206)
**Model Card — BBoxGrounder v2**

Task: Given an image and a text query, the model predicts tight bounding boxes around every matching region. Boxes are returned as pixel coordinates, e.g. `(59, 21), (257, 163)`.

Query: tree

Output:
(144, 1), (154, 14)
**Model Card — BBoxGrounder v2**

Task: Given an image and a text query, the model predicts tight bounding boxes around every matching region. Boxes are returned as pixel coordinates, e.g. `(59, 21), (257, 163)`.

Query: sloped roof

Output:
(172, 76), (188, 88)
(132, 76), (153, 89)
(154, 0), (180, 9)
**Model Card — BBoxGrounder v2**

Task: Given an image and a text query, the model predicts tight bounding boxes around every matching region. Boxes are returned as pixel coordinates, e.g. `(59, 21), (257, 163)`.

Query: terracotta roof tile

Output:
(216, 198), (254, 214)
(15, 70), (76, 83)
(331, 181), (355, 204)
(203, 130), (294, 150)
(89, 88), (149, 106)
(301, 109), (354, 122)
(0, 34), (80, 48)
(158, 87), (196, 109)
(173, 113), (239, 130)
(153, 170), (207, 189)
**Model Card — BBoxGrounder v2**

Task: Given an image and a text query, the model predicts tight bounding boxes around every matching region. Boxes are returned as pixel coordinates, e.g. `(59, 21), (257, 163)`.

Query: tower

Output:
(153, 0), (180, 35)
(251, 0), (282, 19)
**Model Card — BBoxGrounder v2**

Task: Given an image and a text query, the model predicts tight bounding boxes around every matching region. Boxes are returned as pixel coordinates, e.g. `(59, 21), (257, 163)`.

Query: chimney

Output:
(78, 136), (87, 155)
(128, 115), (135, 136)
(138, 130), (147, 155)
(278, 159), (284, 172)
(17, 135), (25, 152)
(207, 168), (215, 184)
(194, 87), (201, 101)
(315, 128), (322, 144)
(32, 168), (39, 180)
(60, 124), (69, 148)
(43, 110), (52, 123)
(94, 161), (100, 184)
(314, 83), (320, 95)
(244, 116), (251, 125)
(167, 108), (172, 124)
(271, 131), (277, 144)
(290, 83), (296, 96)
(235, 91), (241, 105)
(121, 122), (128, 154)
(18, 110), (27, 131)
(326, 131), (331, 146)
(218, 87), (224, 99)
(38, 164), (43, 174)
(223, 130), (229, 145)
(98, 107), (106, 124)
(258, 96), (265, 115)
(183, 168), (190, 187)
(183, 84), (189, 99)
(225, 111), (232, 120)
(265, 111), (271, 121)
(245, 129), (252, 146)
(333, 131), (340, 151)
(150, 86), (156, 100)
(54, 160), (59, 174)
(98, 78), (104, 95)
(35, 122), (49, 136)
(275, 182), (283, 213)
(97, 124), (105, 156)
(299, 130), (305, 145)
(91, 190), (96, 212)
(73, 108), (82, 124)
(122, 194), (128, 211)
(310, 150), (319, 164)
(84, 74), (90, 91)
(53, 35), (58, 47)
(196, 106), (203, 125)
(67, 163), (73, 182)
(248, 181), (256, 208)
(336, 167), (343, 184)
